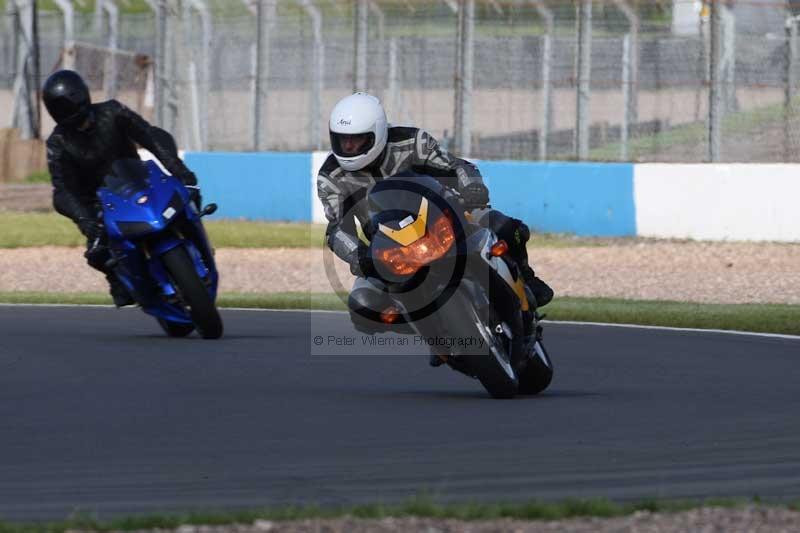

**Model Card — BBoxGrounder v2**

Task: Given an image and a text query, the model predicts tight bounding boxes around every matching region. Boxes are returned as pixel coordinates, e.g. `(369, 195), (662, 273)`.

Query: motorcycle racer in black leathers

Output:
(317, 93), (553, 365)
(43, 69), (200, 307)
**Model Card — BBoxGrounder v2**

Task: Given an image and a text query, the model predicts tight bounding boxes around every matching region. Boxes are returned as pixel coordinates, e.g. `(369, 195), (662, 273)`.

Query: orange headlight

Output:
(376, 212), (456, 276)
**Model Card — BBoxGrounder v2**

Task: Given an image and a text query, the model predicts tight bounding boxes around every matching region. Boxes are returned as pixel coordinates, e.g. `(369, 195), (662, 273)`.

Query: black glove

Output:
(77, 217), (104, 240)
(350, 246), (377, 278)
(185, 185), (202, 210)
(460, 182), (490, 209)
(176, 169), (198, 186)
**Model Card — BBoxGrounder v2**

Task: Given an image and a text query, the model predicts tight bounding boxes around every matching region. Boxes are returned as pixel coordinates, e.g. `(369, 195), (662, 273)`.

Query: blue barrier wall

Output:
(481, 162), (637, 237)
(184, 152), (312, 221)
(184, 152), (636, 236)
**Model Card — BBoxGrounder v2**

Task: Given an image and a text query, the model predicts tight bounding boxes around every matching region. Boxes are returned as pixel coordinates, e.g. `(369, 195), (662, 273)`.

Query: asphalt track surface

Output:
(1, 306), (799, 522)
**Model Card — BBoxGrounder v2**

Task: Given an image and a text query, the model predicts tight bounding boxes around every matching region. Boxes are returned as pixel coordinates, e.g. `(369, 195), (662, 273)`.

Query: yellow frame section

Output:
(512, 277), (530, 312)
(378, 197), (429, 246)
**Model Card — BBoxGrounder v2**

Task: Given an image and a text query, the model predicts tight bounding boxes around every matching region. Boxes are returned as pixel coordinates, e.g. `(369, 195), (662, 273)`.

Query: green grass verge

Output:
(0, 213), (328, 248)
(0, 292), (349, 310)
(0, 496), (783, 532)
(1, 292), (798, 336)
(0, 213), (606, 249)
(203, 219), (327, 248)
(24, 171), (51, 184)
(586, 98), (800, 162)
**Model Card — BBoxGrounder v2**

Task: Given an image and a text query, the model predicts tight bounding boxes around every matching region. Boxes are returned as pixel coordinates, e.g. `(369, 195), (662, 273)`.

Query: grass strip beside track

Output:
(0, 213), (607, 249)
(0, 213), (327, 248)
(0, 497), (790, 532)
(584, 98), (800, 162)
(1, 292), (798, 336)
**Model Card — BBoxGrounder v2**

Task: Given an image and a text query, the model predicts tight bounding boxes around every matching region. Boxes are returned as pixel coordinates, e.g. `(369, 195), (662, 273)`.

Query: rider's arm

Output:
(317, 165), (363, 265)
(411, 129), (484, 192)
(112, 100), (197, 185)
(47, 134), (92, 223)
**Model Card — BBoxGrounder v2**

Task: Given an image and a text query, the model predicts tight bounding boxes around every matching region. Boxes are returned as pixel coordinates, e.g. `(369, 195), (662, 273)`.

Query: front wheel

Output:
(157, 318), (195, 338)
(161, 246), (223, 339)
(445, 290), (518, 399)
(517, 339), (554, 395)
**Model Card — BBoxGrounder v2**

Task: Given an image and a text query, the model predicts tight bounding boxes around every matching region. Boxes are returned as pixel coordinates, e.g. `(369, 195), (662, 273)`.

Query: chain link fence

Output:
(2, 0), (799, 162)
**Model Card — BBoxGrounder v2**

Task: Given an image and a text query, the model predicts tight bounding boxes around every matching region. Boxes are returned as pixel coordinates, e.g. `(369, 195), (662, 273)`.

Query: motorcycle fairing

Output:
(378, 197), (429, 246)
(97, 159), (217, 324)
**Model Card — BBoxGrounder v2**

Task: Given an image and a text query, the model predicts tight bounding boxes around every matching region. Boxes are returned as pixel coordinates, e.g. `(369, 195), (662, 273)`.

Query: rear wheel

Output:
(157, 318), (195, 338)
(162, 246), (223, 339)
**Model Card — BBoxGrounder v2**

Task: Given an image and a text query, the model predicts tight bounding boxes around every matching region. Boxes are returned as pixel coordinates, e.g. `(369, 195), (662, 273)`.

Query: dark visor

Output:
(330, 132), (375, 158)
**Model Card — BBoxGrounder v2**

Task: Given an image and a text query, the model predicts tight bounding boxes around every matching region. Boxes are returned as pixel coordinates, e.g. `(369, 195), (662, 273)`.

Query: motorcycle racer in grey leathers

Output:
(316, 93), (553, 364)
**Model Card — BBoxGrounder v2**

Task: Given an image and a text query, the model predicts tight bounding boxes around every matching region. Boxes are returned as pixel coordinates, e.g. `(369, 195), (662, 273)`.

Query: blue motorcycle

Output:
(94, 159), (223, 339)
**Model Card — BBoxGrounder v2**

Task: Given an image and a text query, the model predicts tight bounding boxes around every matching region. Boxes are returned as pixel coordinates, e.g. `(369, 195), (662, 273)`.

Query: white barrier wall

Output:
(634, 164), (800, 242)
(171, 149), (800, 243)
(311, 151), (329, 224)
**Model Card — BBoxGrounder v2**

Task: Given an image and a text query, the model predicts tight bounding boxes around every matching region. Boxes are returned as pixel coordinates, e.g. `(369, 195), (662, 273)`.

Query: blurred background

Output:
(2, 0), (800, 171)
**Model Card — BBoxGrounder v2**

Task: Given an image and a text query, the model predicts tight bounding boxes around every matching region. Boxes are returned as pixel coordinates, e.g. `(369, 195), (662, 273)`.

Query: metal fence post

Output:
(297, 0), (324, 150)
(621, 33), (630, 161)
(453, 0), (463, 148)
(175, 0), (191, 148)
(100, 0), (119, 99)
(531, 0), (553, 161)
(575, 0), (592, 160)
(10, 0), (36, 139)
(32, 0), (40, 137)
(181, 0), (211, 150)
(180, 0), (200, 150)
(708, 0), (722, 162)
(612, 0), (638, 124)
(52, 0), (75, 70)
(93, 0), (103, 34)
(4, 1), (17, 85)
(388, 37), (399, 117)
(695, 3), (710, 123)
(784, 16), (798, 161)
(368, 0), (385, 97)
(453, 0), (473, 157)
(721, 2), (737, 113)
(144, 0), (167, 127)
(354, 0), (368, 91)
(253, 0), (275, 151)
(611, 0), (638, 161)
(163, 0), (178, 136)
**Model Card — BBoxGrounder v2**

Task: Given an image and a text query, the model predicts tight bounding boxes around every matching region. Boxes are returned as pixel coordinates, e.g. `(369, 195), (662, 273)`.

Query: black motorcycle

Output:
(360, 174), (553, 399)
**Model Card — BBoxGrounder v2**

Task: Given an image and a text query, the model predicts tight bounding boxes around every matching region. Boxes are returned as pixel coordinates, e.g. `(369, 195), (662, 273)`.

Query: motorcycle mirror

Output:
(200, 203), (218, 217)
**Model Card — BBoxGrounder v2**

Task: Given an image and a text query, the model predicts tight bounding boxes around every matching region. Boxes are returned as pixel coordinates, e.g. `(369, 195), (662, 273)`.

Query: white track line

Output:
(0, 303), (115, 309)
(1, 302), (798, 341)
(542, 319), (800, 341)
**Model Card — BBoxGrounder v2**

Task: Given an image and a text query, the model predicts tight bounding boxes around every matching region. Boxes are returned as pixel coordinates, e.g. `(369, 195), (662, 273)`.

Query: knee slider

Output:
(84, 246), (110, 272)
(348, 287), (390, 329)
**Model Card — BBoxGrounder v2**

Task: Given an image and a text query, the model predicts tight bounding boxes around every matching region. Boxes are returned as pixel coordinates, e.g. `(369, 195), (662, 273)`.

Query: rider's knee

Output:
(475, 209), (529, 257)
(348, 283), (390, 332)
(348, 281), (413, 334)
(84, 245), (110, 272)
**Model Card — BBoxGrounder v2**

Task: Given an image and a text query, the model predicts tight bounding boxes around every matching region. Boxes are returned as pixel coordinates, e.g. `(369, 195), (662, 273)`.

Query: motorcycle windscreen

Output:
(105, 159), (151, 198)
(367, 175), (447, 239)
(368, 175), (444, 211)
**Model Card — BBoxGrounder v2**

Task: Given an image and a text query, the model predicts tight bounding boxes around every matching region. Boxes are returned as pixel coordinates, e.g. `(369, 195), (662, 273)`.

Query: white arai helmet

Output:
(329, 92), (388, 171)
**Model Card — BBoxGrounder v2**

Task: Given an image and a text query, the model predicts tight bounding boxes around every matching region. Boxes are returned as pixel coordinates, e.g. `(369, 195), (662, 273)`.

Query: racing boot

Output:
(107, 274), (134, 308)
(520, 264), (553, 309)
(519, 265), (551, 359)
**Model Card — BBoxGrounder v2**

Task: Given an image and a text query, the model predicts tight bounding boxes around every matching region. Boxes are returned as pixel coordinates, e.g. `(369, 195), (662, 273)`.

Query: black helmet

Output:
(42, 70), (91, 128)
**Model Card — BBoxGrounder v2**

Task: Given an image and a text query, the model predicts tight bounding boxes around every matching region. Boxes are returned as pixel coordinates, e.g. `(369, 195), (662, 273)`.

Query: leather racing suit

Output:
(46, 99), (197, 303)
(316, 126), (553, 336)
